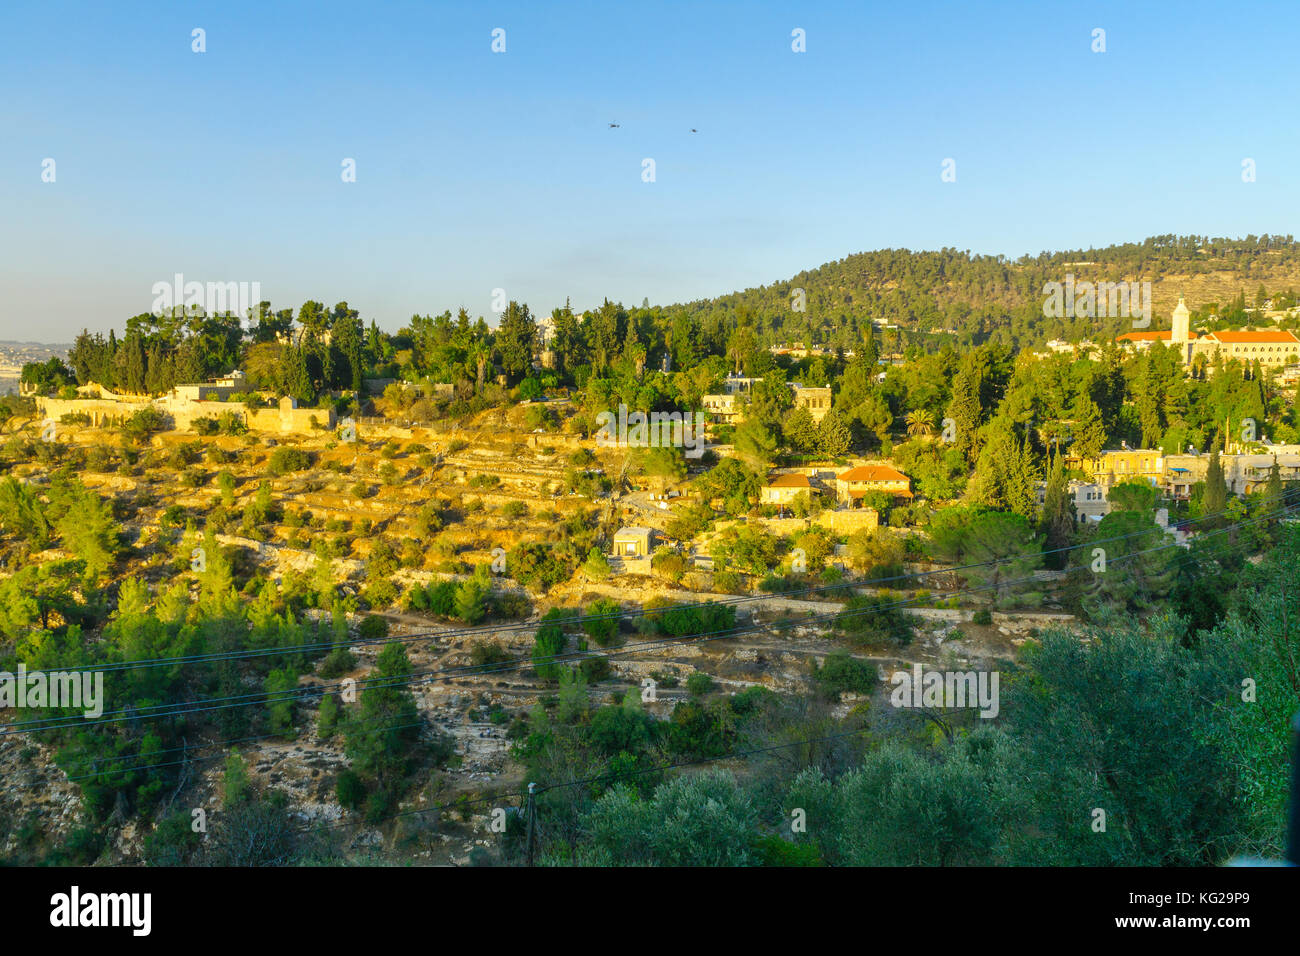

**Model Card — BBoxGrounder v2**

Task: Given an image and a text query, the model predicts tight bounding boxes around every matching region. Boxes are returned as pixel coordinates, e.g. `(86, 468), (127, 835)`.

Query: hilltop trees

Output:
(496, 301), (537, 384)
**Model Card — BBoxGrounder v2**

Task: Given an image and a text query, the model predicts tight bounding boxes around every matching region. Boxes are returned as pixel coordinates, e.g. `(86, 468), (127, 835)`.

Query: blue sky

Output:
(2, 0), (1297, 339)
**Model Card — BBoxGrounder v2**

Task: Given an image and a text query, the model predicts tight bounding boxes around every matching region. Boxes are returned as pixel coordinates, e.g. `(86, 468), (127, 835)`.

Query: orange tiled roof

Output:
(767, 473), (811, 489)
(1206, 330), (1300, 344)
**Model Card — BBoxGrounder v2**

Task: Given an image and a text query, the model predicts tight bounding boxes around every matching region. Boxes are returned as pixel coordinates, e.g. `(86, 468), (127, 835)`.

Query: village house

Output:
(1066, 448), (1164, 490)
(611, 526), (655, 558)
(1034, 479), (1110, 523)
(1162, 450), (1300, 498)
(760, 472), (815, 507)
(701, 392), (742, 426)
(722, 373), (762, 394)
(170, 369), (247, 402)
(790, 383), (833, 423)
(834, 464), (912, 505)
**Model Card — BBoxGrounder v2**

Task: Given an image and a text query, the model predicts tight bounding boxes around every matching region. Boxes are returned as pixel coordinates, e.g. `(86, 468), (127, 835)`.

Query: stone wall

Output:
(36, 393), (335, 436)
(816, 509), (880, 534)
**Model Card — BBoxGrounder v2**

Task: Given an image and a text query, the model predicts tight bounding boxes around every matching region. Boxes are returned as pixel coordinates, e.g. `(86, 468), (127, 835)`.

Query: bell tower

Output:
(1171, 295), (1190, 343)
(1170, 294), (1191, 363)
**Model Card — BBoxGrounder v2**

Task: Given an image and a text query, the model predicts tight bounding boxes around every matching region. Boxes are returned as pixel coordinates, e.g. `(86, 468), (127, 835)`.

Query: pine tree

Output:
(495, 300), (537, 383)
(734, 417), (778, 472)
(454, 574), (488, 624)
(344, 642), (420, 789)
(286, 346), (315, 404)
(816, 409), (853, 457)
(782, 406), (819, 454)
(1072, 397), (1108, 460)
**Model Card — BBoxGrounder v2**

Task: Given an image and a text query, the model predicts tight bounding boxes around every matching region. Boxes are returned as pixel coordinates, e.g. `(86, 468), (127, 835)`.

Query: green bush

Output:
(336, 769), (366, 810)
(686, 672), (714, 697)
(268, 446), (310, 476)
(582, 598), (622, 647)
(812, 650), (877, 700)
(358, 614), (389, 641)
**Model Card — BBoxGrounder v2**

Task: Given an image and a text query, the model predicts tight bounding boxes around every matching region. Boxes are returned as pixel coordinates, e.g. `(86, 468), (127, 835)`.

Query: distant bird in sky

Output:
(608, 122), (620, 128)
(690, 128), (698, 132)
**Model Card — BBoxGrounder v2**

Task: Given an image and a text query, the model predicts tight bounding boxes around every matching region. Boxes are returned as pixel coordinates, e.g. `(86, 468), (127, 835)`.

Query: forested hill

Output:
(659, 234), (1300, 352)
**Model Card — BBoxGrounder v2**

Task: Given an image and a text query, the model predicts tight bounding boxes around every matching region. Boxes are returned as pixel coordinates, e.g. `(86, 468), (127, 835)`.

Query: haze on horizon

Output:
(2, 0), (1298, 340)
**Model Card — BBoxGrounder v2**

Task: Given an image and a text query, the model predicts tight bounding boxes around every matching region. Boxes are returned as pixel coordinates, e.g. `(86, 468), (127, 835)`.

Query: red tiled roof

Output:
(1206, 330), (1300, 344)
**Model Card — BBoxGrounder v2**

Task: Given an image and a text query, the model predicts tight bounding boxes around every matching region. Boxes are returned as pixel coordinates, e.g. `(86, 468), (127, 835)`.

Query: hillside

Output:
(661, 234), (1300, 349)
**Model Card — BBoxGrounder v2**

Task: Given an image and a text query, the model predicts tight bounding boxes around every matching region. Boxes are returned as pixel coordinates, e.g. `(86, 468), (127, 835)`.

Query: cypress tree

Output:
(1203, 444), (1228, 518)
(1040, 449), (1075, 568)
(1264, 455), (1283, 512)
(946, 365), (981, 465)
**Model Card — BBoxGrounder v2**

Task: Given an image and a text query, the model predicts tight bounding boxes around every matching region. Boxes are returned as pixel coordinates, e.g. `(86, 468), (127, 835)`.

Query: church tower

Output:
(1171, 295), (1190, 343)
(1170, 294), (1191, 364)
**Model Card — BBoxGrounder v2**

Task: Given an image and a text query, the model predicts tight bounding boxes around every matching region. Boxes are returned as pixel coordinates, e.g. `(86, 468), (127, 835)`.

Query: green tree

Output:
(816, 409), (853, 457)
(582, 598), (622, 647)
(454, 573), (488, 624)
(343, 642), (421, 791)
(1203, 444), (1228, 518)
(1072, 396), (1107, 460)
(495, 301), (537, 384)
(733, 417), (778, 473)
(1039, 449), (1074, 568)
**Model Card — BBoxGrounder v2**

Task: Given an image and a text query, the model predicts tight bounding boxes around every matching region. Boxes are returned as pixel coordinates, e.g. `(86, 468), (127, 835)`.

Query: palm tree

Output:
(906, 409), (934, 439)
(470, 345), (491, 394)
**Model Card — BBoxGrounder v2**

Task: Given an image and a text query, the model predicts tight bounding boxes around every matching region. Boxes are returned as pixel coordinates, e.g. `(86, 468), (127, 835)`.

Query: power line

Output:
(290, 725), (878, 837)
(24, 487), (1298, 677)
(4, 500), (1289, 741)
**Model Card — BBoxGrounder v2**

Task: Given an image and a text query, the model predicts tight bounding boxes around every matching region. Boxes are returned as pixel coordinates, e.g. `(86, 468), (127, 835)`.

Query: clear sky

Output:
(2, 0), (1297, 340)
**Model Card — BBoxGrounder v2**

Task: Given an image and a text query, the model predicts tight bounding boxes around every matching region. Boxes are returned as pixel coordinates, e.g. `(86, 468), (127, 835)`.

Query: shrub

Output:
(579, 656), (612, 682)
(812, 650), (877, 700)
(358, 614), (389, 641)
(582, 598), (622, 647)
(651, 549), (689, 583)
(336, 769), (366, 810)
(268, 446), (310, 476)
(319, 647), (357, 678)
(470, 640), (512, 667)
(835, 594), (913, 646)
(686, 672), (714, 697)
